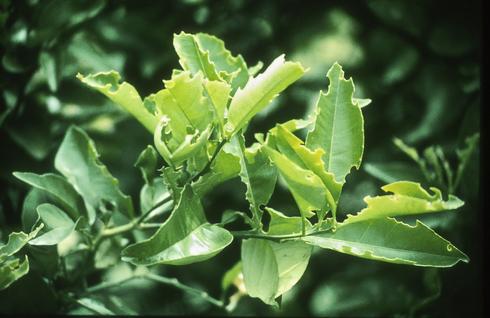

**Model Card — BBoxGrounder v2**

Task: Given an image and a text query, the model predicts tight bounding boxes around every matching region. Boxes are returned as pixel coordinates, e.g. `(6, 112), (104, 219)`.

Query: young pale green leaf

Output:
(343, 181), (464, 225)
(28, 204), (77, 246)
(173, 32), (221, 81)
(12, 172), (86, 221)
(262, 145), (327, 219)
(306, 62), (364, 183)
(76, 297), (116, 315)
(154, 120), (212, 168)
(225, 55), (305, 137)
(303, 217), (469, 267)
(191, 143), (241, 196)
(54, 126), (134, 220)
(241, 238), (311, 305)
(228, 135), (278, 226)
(353, 98), (372, 108)
(77, 71), (157, 133)
(272, 125), (342, 218)
(151, 71), (213, 143)
(134, 145), (159, 185)
(0, 226), (43, 262)
(203, 79), (231, 136)
(174, 32), (250, 91)
(0, 255), (30, 291)
(121, 186), (233, 266)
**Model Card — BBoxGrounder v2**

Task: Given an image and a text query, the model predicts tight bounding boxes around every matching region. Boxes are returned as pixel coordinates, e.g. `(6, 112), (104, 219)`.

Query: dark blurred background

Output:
(0, 0), (482, 316)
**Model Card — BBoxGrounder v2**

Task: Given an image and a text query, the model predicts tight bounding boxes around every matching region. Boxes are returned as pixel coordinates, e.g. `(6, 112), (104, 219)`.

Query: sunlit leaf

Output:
(303, 218), (468, 267)
(225, 55), (305, 137)
(306, 62), (364, 182)
(121, 186), (233, 265)
(343, 181), (463, 225)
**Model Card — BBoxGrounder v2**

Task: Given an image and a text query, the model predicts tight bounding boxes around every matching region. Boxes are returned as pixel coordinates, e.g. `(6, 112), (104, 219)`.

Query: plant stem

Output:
(144, 273), (224, 309)
(231, 228), (333, 242)
(85, 275), (140, 294)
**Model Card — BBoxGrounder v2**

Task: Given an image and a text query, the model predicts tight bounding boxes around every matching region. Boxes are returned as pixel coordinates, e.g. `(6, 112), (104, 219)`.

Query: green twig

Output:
(188, 139), (227, 183)
(144, 273), (224, 309)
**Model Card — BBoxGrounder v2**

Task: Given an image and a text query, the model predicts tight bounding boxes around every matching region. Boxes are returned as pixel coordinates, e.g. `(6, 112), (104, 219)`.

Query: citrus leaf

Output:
(0, 225), (43, 260)
(121, 186), (233, 265)
(306, 62), (364, 183)
(203, 79), (231, 136)
(28, 204), (77, 246)
(54, 126), (134, 220)
(343, 181), (464, 225)
(134, 145), (159, 185)
(272, 124), (342, 218)
(77, 71), (157, 133)
(225, 54), (305, 137)
(262, 145), (327, 219)
(303, 218), (469, 267)
(228, 135), (277, 226)
(13, 172), (86, 221)
(0, 255), (30, 291)
(241, 237), (311, 305)
(174, 32), (250, 91)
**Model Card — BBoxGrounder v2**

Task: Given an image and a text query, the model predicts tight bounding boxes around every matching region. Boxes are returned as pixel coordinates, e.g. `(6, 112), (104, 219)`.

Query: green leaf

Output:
(306, 62), (364, 183)
(174, 32), (250, 91)
(134, 145), (159, 185)
(265, 207), (313, 235)
(151, 71), (213, 142)
(228, 135), (277, 226)
(0, 255), (30, 291)
(203, 79), (231, 136)
(140, 177), (170, 214)
(343, 181), (464, 225)
(272, 125), (342, 218)
(221, 261), (242, 292)
(241, 239), (278, 305)
(0, 225), (43, 260)
(192, 144), (241, 196)
(121, 186), (233, 265)
(303, 218), (468, 267)
(13, 172), (86, 221)
(353, 98), (372, 108)
(225, 55), (305, 137)
(262, 145), (327, 219)
(54, 126), (134, 220)
(173, 32), (221, 81)
(28, 204), (77, 246)
(77, 71), (157, 133)
(241, 238), (311, 305)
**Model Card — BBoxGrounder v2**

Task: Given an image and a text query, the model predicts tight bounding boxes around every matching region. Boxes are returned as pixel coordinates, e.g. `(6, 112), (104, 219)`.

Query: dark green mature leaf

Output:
(303, 218), (468, 267)
(228, 135), (277, 226)
(77, 71), (158, 133)
(306, 62), (364, 182)
(13, 172), (86, 221)
(121, 186), (233, 265)
(343, 181), (464, 225)
(28, 204), (77, 246)
(54, 126), (134, 220)
(225, 55), (305, 137)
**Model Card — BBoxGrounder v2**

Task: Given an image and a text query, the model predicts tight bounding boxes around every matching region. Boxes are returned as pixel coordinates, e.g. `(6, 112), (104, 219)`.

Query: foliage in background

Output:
(0, 0), (481, 316)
